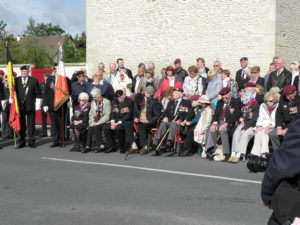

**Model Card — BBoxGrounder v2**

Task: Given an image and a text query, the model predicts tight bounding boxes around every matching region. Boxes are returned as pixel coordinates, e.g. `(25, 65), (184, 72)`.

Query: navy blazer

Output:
(134, 97), (161, 124)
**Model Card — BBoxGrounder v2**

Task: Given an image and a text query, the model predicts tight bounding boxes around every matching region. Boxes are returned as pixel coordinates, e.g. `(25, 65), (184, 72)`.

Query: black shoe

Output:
(183, 151), (194, 157)
(29, 143), (36, 148)
(164, 150), (176, 157)
(39, 133), (48, 137)
(18, 143), (26, 149)
(105, 147), (116, 153)
(50, 143), (60, 148)
(152, 150), (161, 156)
(81, 147), (90, 153)
(120, 148), (127, 154)
(0, 145), (3, 149)
(69, 147), (78, 152)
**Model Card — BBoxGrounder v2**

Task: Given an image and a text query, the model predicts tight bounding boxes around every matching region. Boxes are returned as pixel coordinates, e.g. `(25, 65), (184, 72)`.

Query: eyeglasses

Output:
(79, 99), (85, 101)
(77, 75), (85, 78)
(265, 100), (273, 103)
(213, 65), (220, 67)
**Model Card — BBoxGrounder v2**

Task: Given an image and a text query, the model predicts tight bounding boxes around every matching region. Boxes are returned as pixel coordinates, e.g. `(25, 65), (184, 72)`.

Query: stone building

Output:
(86, 0), (300, 77)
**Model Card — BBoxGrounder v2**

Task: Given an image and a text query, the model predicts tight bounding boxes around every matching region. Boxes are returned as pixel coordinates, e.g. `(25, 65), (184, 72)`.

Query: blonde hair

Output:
(264, 91), (279, 104)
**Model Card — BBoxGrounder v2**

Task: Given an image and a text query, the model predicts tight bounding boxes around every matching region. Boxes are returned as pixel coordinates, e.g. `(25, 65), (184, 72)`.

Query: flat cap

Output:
(75, 70), (85, 76)
(219, 87), (231, 95)
(173, 87), (183, 93)
(283, 85), (296, 96)
(190, 95), (200, 102)
(114, 90), (124, 98)
(174, 58), (181, 65)
(20, 65), (29, 70)
(244, 82), (256, 88)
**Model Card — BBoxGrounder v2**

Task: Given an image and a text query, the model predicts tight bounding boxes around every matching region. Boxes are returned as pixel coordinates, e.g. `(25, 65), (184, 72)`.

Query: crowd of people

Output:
(0, 56), (299, 164)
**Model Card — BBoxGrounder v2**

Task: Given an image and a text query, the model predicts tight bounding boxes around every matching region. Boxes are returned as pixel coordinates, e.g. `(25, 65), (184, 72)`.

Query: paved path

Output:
(0, 138), (270, 225)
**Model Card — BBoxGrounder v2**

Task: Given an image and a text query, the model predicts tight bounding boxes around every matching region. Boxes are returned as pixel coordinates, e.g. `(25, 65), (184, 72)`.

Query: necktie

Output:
(23, 78), (26, 88)
(220, 103), (228, 121)
(241, 70), (245, 80)
(174, 100), (179, 116)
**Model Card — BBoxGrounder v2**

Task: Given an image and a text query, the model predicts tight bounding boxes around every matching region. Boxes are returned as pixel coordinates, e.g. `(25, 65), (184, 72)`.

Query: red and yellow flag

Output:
(6, 45), (20, 134)
(54, 42), (69, 111)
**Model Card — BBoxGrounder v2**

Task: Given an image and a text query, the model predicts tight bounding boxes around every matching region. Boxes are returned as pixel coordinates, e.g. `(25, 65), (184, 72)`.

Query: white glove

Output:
(9, 98), (13, 104)
(43, 106), (48, 112)
(1, 100), (7, 110)
(35, 98), (43, 110)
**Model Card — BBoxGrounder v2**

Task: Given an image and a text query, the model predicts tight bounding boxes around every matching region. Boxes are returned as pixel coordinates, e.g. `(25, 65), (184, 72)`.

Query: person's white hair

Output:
(90, 87), (102, 97)
(78, 92), (89, 101)
(119, 69), (127, 75)
(214, 60), (222, 66)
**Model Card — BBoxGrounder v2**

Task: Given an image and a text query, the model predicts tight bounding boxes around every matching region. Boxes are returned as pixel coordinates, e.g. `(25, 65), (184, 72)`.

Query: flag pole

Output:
(62, 104), (64, 147)
(14, 131), (16, 149)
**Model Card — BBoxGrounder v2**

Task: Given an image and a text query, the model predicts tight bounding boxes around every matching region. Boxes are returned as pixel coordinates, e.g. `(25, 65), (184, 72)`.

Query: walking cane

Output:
(124, 123), (139, 161)
(155, 114), (179, 151)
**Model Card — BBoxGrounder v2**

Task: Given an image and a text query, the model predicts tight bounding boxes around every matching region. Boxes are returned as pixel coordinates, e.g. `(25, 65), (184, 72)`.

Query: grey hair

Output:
(78, 92), (89, 101)
(214, 60), (222, 66)
(90, 87), (102, 97)
(145, 86), (155, 96)
(119, 69), (127, 75)
(98, 62), (105, 68)
(109, 62), (117, 67)
(148, 62), (155, 69)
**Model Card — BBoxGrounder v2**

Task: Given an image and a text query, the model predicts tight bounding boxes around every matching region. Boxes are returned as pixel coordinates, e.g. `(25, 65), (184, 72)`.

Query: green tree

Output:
(24, 17), (65, 36)
(63, 32), (86, 63)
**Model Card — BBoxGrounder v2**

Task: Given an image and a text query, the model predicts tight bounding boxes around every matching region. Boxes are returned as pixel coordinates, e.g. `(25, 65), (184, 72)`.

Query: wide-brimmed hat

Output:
(198, 95), (211, 104)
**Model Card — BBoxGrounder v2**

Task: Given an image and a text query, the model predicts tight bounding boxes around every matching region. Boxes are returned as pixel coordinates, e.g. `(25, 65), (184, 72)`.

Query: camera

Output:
(247, 154), (272, 173)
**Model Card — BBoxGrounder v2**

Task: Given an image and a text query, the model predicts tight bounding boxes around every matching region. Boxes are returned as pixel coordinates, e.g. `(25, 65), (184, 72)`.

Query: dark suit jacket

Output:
(241, 103), (259, 130)
(212, 97), (241, 127)
(109, 96), (134, 123)
(134, 97), (161, 125)
(244, 77), (265, 87)
(164, 98), (191, 121)
(15, 76), (41, 111)
(44, 76), (72, 111)
(275, 95), (300, 129)
(267, 68), (292, 92)
(235, 69), (247, 90)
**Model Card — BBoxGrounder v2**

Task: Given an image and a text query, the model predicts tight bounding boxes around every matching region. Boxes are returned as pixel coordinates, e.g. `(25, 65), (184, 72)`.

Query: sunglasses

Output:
(77, 75), (85, 78)
(213, 65), (220, 67)
(265, 100), (273, 103)
(79, 99), (85, 101)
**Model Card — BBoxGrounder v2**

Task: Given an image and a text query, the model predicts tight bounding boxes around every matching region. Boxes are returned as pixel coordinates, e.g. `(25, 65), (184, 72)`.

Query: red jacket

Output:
(156, 76), (183, 101)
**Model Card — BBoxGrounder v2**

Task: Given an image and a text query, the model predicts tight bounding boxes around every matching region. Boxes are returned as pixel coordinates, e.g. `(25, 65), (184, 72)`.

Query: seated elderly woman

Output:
(84, 87), (111, 153)
(229, 90), (259, 163)
(250, 91), (279, 157)
(69, 92), (91, 152)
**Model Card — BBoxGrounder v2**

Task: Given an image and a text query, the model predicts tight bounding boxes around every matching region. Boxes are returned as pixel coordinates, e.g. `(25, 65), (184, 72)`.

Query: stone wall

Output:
(87, 0), (278, 77)
(276, 0), (300, 67)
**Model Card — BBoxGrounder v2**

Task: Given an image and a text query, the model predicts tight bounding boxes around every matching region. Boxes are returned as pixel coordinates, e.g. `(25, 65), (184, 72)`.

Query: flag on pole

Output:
(54, 41), (69, 111)
(6, 44), (21, 134)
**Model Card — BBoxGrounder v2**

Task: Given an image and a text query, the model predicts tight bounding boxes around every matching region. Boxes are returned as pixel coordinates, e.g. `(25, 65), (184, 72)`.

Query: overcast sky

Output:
(0, 0), (85, 37)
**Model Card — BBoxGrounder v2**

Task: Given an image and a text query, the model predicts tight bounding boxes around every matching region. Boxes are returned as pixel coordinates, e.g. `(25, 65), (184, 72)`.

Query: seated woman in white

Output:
(250, 91), (278, 158)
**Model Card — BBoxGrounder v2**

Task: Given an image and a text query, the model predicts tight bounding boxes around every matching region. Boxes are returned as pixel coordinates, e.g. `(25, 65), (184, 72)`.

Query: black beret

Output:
(20, 65), (29, 70)
(114, 90), (124, 98)
(75, 70), (85, 76)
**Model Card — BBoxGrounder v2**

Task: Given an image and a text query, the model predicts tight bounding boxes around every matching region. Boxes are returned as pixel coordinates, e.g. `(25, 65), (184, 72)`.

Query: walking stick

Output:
(124, 123), (139, 161)
(155, 114), (179, 151)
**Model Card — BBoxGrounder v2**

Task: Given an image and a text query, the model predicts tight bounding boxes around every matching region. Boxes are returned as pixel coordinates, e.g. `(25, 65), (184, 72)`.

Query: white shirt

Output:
(174, 98), (182, 116)
(135, 77), (143, 93)
(168, 76), (175, 87)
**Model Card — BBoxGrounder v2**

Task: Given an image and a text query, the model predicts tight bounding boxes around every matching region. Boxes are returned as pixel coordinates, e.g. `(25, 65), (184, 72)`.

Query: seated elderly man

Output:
(153, 87), (191, 156)
(103, 90), (134, 154)
(209, 87), (241, 161)
(269, 85), (300, 151)
(84, 87), (111, 153)
(131, 93), (161, 155)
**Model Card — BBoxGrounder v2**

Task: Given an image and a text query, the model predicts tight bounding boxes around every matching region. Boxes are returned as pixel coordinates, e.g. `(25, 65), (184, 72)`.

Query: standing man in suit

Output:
(43, 71), (72, 148)
(267, 57), (292, 92)
(39, 72), (50, 137)
(235, 57), (250, 90)
(15, 65), (41, 148)
(117, 58), (133, 80)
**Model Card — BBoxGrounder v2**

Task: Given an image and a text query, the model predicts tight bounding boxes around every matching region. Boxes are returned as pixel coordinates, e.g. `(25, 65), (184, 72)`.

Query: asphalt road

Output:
(0, 137), (271, 225)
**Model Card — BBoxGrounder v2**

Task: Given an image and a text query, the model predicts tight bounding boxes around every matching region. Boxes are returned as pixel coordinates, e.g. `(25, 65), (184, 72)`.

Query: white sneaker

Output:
(201, 152), (207, 158)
